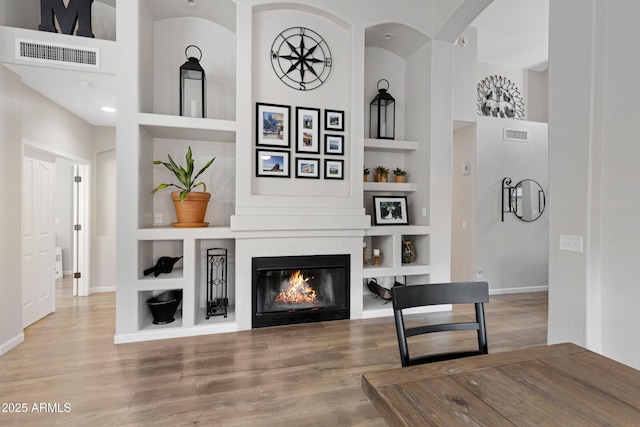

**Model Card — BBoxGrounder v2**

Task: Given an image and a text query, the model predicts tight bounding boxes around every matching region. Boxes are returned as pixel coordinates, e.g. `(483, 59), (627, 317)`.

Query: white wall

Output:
(452, 27), (478, 123)
(475, 117), (548, 293)
(548, 0), (640, 369)
(526, 69), (548, 123)
(92, 126), (116, 292)
(0, 65), (24, 354)
(451, 123), (475, 281)
(22, 85), (95, 161)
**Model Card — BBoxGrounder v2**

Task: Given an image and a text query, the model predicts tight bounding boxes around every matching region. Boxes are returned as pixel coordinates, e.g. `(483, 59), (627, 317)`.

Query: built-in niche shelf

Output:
(138, 113), (236, 142)
(365, 225), (430, 236)
(362, 226), (431, 282)
(137, 226), (235, 240)
(363, 182), (417, 192)
(364, 138), (417, 152)
(138, 268), (184, 283)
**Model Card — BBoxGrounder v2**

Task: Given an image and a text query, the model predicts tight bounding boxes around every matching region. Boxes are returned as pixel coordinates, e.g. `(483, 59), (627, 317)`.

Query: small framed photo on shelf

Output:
(324, 134), (344, 155)
(324, 159), (344, 180)
(256, 149), (290, 178)
(324, 109), (344, 131)
(256, 103), (290, 148)
(295, 158), (320, 179)
(372, 196), (409, 225)
(296, 107), (321, 153)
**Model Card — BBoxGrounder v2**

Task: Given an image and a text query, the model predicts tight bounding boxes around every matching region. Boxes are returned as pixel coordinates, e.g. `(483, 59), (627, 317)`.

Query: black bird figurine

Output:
(144, 256), (183, 277)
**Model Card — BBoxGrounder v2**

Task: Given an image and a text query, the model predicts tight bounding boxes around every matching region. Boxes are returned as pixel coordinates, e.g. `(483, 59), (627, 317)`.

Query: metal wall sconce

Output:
(502, 177), (546, 222)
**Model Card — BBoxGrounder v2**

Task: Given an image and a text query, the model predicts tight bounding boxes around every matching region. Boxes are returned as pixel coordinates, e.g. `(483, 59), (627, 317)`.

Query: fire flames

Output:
(275, 270), (318, 304)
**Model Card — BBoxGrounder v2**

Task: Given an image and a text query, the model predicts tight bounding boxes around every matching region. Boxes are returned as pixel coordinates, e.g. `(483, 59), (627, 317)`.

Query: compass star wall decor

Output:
(270, 27), (332, 91)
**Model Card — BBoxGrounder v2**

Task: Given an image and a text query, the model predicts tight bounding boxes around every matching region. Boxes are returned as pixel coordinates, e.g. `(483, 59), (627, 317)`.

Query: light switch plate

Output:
(559, 234), (583, 253)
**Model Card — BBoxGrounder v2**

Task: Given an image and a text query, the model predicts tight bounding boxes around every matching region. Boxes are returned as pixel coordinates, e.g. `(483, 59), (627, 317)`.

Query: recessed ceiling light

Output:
(101, 106), (116, 113)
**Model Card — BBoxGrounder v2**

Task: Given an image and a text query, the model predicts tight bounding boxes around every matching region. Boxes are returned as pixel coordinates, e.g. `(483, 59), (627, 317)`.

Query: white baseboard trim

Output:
(489, 286), (548, 295)
(90, 286), (115, 294)
(0, 333), (24, 355)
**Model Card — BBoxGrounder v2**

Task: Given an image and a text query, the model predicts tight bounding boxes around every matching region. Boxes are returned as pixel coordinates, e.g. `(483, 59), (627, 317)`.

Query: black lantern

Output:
(369, 79), (395, 140)
(180, 45), (206, 118)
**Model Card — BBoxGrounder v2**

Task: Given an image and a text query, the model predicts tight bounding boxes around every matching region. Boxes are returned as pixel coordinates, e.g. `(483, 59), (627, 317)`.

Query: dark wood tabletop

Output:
(362, 342), (640, 426)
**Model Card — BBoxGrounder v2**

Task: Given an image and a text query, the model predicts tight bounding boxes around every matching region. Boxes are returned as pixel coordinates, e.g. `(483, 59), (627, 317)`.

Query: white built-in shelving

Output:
(362, 136), (431, 317)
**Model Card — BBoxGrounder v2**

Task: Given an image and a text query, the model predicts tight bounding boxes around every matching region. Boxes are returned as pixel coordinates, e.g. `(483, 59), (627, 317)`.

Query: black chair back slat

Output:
(392, 282), (489, 367)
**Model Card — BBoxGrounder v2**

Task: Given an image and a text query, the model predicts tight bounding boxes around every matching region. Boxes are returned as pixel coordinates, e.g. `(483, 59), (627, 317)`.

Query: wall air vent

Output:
(16, 39), (99, 69)
(503, 128), (529, 142)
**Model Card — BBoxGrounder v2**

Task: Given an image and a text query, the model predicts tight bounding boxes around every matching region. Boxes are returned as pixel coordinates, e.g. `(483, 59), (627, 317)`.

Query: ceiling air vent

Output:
(503, 128), (529, 142)
(16, 39), (99, 69)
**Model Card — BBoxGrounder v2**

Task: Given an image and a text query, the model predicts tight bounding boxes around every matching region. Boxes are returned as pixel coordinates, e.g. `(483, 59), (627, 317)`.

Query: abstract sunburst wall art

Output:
(477, 75), (525, 120)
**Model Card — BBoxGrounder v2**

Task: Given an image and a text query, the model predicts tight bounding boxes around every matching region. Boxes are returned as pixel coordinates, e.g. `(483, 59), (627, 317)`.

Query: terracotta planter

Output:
(171, 191), (211, 227)
(375, 172), (389, 182)
(364, 174), (369, 182)
(395, 176), (405, 183)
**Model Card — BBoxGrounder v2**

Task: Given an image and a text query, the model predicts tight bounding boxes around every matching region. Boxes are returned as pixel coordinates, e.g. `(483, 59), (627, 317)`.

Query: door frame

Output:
(23, 140), (91, 297)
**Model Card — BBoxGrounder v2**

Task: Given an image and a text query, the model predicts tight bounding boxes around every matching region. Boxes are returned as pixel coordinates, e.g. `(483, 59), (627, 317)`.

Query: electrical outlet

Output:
(154, 213), (163, 224)
(559, 234), (583, 253)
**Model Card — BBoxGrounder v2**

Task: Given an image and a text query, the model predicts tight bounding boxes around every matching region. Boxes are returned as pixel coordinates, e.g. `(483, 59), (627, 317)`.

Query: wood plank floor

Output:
(0, 279), (547, 426)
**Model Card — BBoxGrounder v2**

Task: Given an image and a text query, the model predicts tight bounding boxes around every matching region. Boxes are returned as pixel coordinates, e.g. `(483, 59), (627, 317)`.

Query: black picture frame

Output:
(256, 149), (290, 178)
(324, 109), (344, 131)
(295, 158), (320, 179)
(296, 107), (321, 153)
(372, 196), (409, 225)
(324, 159), (344, 180)
(256, 103), (290, 148)
(324, 134), (344, 155)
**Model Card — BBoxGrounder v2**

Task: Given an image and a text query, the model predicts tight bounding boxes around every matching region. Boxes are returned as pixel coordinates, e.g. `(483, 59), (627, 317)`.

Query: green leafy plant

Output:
(375, 165), (389, 177)
(151, 146), (215, 201)
(393, 167), (407, 176)
(364, 167), (370, 175)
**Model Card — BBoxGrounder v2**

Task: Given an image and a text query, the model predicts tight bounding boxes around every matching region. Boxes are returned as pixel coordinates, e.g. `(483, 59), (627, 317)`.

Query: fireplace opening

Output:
(252, 254), (350, 328)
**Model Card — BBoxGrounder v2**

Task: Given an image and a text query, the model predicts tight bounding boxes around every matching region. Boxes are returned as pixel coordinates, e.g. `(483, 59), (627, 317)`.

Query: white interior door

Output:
(22, 152), (56, 327)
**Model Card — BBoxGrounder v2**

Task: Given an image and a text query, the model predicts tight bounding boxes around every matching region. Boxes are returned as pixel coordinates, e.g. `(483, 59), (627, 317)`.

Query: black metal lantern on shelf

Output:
(369, 79), (395, 140)
(180, 45), (206, 118)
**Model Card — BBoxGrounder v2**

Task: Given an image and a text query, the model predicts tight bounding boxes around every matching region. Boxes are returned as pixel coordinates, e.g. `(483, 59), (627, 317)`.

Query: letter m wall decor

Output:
(39, 0), (94, 38)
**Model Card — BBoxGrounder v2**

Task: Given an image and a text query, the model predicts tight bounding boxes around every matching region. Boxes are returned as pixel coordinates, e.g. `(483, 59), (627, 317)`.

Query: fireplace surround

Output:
(252, 254), (350, 328)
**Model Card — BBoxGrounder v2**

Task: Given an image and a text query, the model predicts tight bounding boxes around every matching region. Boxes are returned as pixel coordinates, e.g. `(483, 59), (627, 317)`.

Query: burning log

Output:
(275, 270), (318, 304)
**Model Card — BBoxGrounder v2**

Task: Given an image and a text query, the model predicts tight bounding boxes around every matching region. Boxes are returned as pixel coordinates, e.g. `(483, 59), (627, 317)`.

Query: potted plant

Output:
(152, 146), (215, 227)
(393, 167), (407, 183)
(375, 166), (389, 182)
(364, 167), (370, 182)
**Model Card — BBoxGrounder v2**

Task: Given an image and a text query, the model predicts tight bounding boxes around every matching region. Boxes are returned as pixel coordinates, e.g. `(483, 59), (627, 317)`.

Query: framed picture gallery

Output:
(256, 103), (290, 148)
(256, 149), (290, 178)
(324, 109), (344, 132)
(372, 196), (409, 225)
(324, 159), (344, 180)
(296, 106), (321, 154)
(324, 134), (344, 155)
(295, 158), (320, 179)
